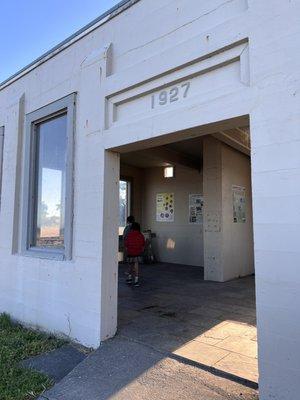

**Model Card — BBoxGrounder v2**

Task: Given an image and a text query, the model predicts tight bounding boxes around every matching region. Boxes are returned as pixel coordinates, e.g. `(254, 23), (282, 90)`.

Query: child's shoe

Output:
(133, 277), (140, 287)
(126, 275), (133, 284)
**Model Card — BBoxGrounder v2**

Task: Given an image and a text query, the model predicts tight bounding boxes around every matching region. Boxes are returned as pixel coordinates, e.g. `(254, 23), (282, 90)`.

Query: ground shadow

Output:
(40, 262), (258, 400)
(118, 262), (258, 386)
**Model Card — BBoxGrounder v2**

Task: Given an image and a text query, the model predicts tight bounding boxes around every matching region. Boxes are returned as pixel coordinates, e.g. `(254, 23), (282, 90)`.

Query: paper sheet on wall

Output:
(156, 193), (174, 222)
(232, 185), (246, 223)
(189, 194), (203, 224)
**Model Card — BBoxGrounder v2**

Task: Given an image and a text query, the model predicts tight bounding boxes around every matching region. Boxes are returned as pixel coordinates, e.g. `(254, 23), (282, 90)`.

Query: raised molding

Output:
(105, 40), (249, 129)
(81, 43), (113, 77)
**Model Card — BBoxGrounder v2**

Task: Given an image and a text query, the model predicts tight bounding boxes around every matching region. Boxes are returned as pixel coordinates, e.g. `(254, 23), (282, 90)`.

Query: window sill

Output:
(21, 248), (66, 261)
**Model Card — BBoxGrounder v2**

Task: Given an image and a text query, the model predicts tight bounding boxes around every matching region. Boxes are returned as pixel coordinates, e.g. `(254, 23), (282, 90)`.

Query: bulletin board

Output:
(189, 194), (204, 224)
(232, 185), (246, 223)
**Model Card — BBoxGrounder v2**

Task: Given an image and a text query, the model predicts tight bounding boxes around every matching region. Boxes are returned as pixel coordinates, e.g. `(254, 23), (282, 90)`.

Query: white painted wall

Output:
(142, 165), (203, 266)
(222, 143), (254, 281)
(0, 0), (299, 398)
(249, 3), (300, 398)
(203, 137), (223, 281)
(203, 137), (254, 282)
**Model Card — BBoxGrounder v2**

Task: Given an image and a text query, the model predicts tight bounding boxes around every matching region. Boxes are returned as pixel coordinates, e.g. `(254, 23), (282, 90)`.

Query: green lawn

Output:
(0, 313), (65, 400)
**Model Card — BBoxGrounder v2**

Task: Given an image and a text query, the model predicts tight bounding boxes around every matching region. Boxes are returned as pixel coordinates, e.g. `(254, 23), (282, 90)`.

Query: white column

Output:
(100, 150), (120, 341)
(203, 136), (254, 282)
(203, 136), (223, 281)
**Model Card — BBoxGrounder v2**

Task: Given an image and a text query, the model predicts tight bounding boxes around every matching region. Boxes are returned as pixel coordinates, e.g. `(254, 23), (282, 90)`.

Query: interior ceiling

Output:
(120, 126), (250, 170)
(167, 136), (204, 158)
(120, 152), (176, 168)
(120, 136), (204, 169)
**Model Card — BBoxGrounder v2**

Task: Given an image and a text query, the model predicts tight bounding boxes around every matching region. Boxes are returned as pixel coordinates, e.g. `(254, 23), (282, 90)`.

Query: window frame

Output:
(22, 94), (76, 260)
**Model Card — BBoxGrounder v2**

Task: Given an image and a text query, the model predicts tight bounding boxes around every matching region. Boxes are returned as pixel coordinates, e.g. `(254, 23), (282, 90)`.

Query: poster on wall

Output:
(232, 185), (246, 223)
(156, 193), (174, 222)
(189, 194), (204, 224)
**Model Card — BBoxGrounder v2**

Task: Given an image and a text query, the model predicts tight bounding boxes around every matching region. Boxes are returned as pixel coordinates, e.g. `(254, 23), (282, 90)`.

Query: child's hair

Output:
(131, 222), (141, 231)
(127, 215), (135, 224)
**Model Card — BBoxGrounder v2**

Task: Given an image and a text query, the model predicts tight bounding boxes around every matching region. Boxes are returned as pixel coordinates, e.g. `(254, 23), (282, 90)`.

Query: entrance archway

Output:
(101, 116), (258, 386)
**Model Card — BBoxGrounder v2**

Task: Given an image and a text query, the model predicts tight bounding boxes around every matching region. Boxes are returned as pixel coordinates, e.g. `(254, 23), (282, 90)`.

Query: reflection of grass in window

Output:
(0, 314), (65, 400)
(39, 200), (62, 240)
(38, 168), (63, 240)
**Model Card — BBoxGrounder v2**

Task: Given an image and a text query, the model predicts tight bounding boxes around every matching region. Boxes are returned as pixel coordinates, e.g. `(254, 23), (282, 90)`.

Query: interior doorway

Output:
(112, 118), (257, 386)
(119, 179), (131, 236)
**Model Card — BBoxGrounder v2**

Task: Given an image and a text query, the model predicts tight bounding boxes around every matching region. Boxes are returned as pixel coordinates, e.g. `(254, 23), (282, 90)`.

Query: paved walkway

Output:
(40, 263), (259, 399)
(40, 336), (258, 400)
(118, 263), (258, 383)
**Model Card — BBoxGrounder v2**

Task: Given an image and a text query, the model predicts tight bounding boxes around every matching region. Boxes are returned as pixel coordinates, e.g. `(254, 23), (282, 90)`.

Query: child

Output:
(122, 215), (135, 274)
(124, 222), (145, 287)
(123, 215), (135, 241)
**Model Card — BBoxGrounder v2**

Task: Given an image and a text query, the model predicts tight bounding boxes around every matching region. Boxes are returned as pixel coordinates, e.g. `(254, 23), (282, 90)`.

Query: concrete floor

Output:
(39, 263), (259, 400)
(118, 262), (258, 384)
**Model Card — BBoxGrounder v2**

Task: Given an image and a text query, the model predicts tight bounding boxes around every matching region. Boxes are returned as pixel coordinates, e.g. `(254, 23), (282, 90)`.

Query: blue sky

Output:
(0, 0), (120, 83)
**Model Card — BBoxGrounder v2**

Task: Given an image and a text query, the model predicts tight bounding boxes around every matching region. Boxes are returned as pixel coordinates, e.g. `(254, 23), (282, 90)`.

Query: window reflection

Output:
(34, 114), (67, 249)
(119, 180), (130, 236)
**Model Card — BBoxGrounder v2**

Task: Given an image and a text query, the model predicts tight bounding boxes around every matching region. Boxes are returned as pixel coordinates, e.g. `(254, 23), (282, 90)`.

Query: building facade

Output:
(0, 1), (300, 399)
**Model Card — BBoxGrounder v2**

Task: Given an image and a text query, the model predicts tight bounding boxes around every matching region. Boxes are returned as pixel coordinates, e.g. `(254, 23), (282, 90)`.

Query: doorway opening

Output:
(119, 179), (131, 236)
(114, 118), (257, 386)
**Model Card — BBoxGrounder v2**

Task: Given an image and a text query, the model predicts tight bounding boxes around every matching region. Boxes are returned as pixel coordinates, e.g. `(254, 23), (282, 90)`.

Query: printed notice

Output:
(156, 193), (174, 222)
(232, 185), (246, 223)
(189, 194), (203, 224)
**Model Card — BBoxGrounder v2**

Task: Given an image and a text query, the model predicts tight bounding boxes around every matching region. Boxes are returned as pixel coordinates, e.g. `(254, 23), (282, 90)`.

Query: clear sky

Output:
(0, 0), (120, 83)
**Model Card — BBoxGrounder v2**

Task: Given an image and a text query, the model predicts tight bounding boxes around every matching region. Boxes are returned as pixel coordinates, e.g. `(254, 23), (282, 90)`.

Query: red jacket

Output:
(125, 230), (145, 256)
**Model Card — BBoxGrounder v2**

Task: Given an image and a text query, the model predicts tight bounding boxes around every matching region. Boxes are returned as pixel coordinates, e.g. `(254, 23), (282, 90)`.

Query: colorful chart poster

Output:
(156, 193), (174, 222)
(189, 194), (204, 224)
(232, 185), (246, 223)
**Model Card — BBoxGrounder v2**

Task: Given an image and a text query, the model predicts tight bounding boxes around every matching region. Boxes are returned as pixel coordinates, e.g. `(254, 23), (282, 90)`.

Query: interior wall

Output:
(142, 165), (203, 266)
(222, 144), (254, 280)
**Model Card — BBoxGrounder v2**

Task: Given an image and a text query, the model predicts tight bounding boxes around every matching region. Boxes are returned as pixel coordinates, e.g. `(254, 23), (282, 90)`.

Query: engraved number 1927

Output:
(151, 81), (191, 109)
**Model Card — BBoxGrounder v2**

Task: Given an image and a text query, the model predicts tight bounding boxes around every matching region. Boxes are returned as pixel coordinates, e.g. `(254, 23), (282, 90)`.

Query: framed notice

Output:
(232, 185), (246, 223)
(189, 194), (203, 224)
(156, 193), (174, 222)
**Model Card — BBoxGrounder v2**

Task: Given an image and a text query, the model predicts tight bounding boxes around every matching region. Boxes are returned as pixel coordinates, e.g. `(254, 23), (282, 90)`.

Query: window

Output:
(22, 94), (75, 260)
(119, 180), (131, 235)
(164, 166), (175, 178)
(0, 126), (4, 208)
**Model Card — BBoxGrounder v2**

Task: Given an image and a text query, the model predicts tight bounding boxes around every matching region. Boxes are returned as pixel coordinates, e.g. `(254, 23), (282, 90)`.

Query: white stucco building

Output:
(0, 1), (299, 399)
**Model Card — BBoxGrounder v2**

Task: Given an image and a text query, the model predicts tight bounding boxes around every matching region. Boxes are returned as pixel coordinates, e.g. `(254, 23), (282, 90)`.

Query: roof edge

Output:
(0, 0), (139, 91)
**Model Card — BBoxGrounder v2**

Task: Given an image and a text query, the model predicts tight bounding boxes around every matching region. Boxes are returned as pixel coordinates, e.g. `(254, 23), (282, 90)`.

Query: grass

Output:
(0, 313), (65, 400)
